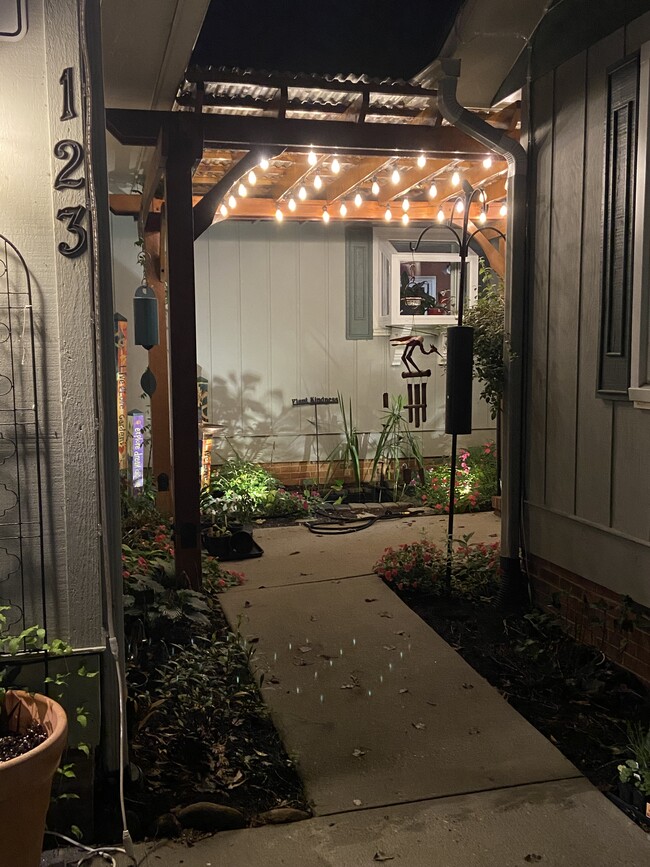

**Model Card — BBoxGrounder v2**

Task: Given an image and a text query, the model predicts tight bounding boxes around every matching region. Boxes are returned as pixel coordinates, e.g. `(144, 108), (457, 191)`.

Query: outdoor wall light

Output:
(133, 282), (159, 350)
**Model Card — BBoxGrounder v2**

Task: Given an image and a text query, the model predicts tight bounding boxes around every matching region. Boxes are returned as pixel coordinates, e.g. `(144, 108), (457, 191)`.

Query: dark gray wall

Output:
(525, 11), (650, 607)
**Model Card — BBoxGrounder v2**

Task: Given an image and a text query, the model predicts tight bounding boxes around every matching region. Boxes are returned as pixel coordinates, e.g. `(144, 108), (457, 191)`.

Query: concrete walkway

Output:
(128, 512), (648, 866)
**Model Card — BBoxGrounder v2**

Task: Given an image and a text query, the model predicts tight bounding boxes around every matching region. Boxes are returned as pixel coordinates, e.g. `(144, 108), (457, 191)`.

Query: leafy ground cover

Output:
(374, 538), (650, 829)
(121, 487), (309, 837)
(409, 442), (498, 513)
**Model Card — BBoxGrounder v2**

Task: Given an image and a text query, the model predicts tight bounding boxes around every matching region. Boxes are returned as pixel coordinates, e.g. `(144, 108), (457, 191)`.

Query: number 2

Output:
(54, 140), (85, 190)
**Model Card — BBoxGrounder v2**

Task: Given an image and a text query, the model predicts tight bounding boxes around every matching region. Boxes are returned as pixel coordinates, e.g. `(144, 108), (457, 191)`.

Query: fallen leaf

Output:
(293, 658), (313, 666)
(352, 799), (362, 806)
(462, 682), (474, 690)
(268, 676), (280, 684)
(352, 748), (366, 758)
(524, 856), (542, 863)
(244, 601), (252, 608)
(309, 614), (317, 621)
(394, 630), (405, 636)
(383, 645), (396, 651)
(426, 701), (437, 707)
(299, 646), (312, 653)
(399, 688), (409, 694)
(468, 727), (481, 735)
(341, 683), (356, 689)
(318, 653), (332, 660)
(300, 572), (313, 577)
(373, 853), (395, 862)
(379, 612), (394, 619)
(289, 551), (300, 556)
(412, 722), (426, 730)
(365, 598), (378, 603)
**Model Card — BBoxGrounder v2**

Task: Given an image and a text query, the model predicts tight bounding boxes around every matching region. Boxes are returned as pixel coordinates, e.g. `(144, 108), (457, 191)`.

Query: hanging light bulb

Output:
(238, 183), (247, 197)
(437, 207), (445, 223)
(483, 156), (493, 169)
(402, 197), (410, 212)
(288, 197), (297, 212)
(354, 192), (363, 207)
(428, 182), (438, 198)
(391, 168), (400, 184)
(219, 203), (228, 217)
(417, 153), (426, 169)
(455, 198), (464, 213)
(248, 170), (257, 186)
(500, 203), (508, 217)
(384, 206), (392, 221)
(314, 174), (323, 190)
(228, 194), (237, 209)
(322, 206), (330, 223)
(298, 185), (307, 200)
(308, 149), (317, 166)
(401, 212), (409, 225)
(478, 210), (487, 224)
(339, 201), (348, 217)
(371, 179), (380, 196)
(259, 157), (270, 170)
(275, 207), (284, 222)
(479, 188), (487, 203)
(452, 171), (460, 186)
(331, 157), (341, 174)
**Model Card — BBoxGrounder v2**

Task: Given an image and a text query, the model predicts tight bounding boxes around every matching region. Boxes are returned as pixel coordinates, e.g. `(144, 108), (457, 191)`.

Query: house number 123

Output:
(54, 67), (87, 259)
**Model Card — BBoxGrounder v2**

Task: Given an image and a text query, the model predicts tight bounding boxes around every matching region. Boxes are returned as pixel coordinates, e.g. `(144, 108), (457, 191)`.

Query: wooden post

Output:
(163, 114), (203, 589)
(143, 227), (172, 515)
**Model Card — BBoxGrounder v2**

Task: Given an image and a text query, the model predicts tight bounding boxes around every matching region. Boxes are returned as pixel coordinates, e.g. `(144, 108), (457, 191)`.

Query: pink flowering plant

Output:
(411, 442), (497, 514)
(373, 534), (501, 599)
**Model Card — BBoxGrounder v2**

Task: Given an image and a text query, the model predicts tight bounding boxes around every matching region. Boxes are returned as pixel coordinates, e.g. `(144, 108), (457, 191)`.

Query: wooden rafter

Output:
(323, 156), (390, 203)
(377, 158), (455, 204)
(265, 152), (325, 200)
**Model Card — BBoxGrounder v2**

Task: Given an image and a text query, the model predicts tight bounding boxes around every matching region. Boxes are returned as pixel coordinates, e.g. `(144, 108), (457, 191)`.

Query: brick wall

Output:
(527, 555), (650, 687)
(246, 458), (426, 487)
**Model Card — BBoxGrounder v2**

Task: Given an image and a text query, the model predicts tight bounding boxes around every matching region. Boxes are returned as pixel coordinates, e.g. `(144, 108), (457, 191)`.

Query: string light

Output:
(384, 206), (392, 221)
(428, 182), (437, 198)
(238, 183), (247, 197)
(308, 149), (317, 166)
(228, 195), (237, 209)
(401, 212), (409, 225)
(500, 203), (508, 217)
(275, 207), (283, 222)
(478, 210), (487, 224)
(219, 203), (228, 217)
(259, 157), (270, 170)
(479, 189), (487, 203)
(331, 157), (341, 174)
(402, 197), (410, 212)
(371, 179), (380, 196)
(391, 168), (400, 184)
(339, 201), (348, 217)
(354, 192), (363, 207)
(288, 197), (297, 212)
(452, 171), (460, 186)
(314, 174), (323, 190)
(437, 207), (445, 223)
(298, 185), (307, 200)
(455, 198), (464, 213)
(322, 206), (330, 223)
(483, 156), (493, 169)
(248, 170), (257, 186)
(417, 153), (426, 168)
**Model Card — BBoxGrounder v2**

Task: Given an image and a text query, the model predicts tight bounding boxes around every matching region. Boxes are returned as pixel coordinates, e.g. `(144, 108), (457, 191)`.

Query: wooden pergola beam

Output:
(107, 108), (494, 159)
(377, 158), (454, 204)
(323, 156), (390, 203)
(264, 152), (325, 201)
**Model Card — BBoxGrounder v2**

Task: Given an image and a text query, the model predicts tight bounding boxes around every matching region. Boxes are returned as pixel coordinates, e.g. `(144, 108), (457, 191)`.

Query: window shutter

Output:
(599, 55), (639, 396)
(345, 226), (373, 340)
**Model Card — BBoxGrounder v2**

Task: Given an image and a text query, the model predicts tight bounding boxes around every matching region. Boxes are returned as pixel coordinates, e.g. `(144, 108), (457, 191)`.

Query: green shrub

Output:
(412, 442), (497, 513)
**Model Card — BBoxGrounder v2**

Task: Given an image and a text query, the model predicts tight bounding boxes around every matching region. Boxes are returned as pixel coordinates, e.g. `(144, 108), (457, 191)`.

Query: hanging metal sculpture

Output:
(390, 334), (442, 427)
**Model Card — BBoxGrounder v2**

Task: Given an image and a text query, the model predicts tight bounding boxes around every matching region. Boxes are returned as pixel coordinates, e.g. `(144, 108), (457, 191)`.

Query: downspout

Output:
(435, 58), (528, 604)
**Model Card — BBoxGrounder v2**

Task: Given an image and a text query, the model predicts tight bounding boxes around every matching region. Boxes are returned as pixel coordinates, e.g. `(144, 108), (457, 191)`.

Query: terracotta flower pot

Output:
(0, 690), (68, 867)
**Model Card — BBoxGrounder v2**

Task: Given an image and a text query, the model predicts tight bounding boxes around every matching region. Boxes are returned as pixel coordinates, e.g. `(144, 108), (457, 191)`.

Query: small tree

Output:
(463, 262), (505, 419)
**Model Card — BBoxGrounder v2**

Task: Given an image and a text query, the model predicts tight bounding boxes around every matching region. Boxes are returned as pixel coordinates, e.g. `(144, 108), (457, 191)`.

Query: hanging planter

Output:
(0, 690), (68, 867)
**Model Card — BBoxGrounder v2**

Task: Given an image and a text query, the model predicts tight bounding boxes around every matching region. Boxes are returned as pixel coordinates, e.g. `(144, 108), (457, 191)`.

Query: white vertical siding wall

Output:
(194, 220), (495, 462)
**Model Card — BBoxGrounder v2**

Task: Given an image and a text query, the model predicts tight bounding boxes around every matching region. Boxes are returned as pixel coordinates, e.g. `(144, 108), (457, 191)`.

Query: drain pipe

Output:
(435, 58), (528, 604)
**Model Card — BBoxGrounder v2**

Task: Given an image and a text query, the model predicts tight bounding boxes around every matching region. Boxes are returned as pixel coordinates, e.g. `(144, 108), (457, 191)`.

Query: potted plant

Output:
(0, 610), (69, 867)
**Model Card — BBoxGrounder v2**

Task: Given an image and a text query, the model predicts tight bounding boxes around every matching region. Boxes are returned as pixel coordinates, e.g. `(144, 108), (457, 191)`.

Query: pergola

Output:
(108, 67), (519, 589)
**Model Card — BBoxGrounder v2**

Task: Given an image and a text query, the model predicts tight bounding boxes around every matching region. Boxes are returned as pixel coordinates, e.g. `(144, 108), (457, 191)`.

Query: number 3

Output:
(56, 205), (88, 258)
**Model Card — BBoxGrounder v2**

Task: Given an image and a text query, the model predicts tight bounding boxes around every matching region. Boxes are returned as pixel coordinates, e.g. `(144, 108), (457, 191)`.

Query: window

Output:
(373, 228), (478, 329)
(630, 42), (650, 408)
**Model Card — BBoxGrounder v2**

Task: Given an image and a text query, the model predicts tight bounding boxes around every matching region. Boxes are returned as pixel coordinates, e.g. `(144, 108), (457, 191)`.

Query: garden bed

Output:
(373, 539), (650, 831)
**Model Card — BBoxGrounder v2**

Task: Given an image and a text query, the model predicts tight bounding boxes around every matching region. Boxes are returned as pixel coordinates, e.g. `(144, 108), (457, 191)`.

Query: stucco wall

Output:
(0, 0), (103, 646)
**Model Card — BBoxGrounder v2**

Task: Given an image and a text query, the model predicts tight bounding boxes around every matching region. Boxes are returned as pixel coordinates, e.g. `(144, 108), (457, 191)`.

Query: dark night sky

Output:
(192, 0), (463, 80)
